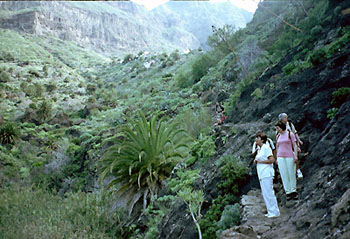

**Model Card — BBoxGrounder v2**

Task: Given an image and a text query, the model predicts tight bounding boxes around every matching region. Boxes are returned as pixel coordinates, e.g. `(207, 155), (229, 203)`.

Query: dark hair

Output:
(256, 132), (267, 143)
(275, 120), (286, 131)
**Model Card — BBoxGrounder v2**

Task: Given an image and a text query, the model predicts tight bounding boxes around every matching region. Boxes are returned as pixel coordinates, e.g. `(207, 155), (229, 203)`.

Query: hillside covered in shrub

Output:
(0, 1), (350, 239)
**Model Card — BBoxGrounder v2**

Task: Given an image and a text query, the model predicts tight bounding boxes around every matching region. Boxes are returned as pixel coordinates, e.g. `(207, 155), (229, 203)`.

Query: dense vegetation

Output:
(1, 0), (349, 238)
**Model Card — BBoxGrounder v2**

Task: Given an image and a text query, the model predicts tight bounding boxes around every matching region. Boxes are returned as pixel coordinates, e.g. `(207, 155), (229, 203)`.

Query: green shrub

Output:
(34, 83), (44, 97)
(327, 107), (338, 119)
(199, 194), (238, 239)
(0, 121), (20, 145)
(170, 50), (180, 61)
(176, 68), (193, 88)
(168, 169), (204, 239)
(331, 87), (350, 108)
(308, 47), (327, 66)
(19, 82), (27, 92)
(199, 156), (245, 239)
(162, 73), (173, 78)
(191, 53), (216, 83)
(0, 51), (15, 61)
(86, 83), (97, 94)
(0, 71), (11, 82)
(334, 6), (342, 16)
(327, 29), (350, 55)
(139, 202), (168, 239)
(43, 65), (48, 72)
(190, 134), (216, 164)
(36, 100), (53, 123)
(311, 25), (322, 36)
(251, 88), (263, 100)
(123, 53), (134, 63)
(29, 102), (37, 110)
(217, 203), (240, 233)
(283, 62), (296, 75)
(63, 77), (70, 83)
(177, 107), (212, 139)
(0, 187), (117, 239)
(216, 155), (246, 195)
(46, 82), (57, 92)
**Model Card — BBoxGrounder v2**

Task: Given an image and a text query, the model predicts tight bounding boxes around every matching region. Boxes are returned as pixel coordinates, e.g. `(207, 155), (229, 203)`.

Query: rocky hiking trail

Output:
(212, 120), (301, 239)
(220, 187), (300, 239)
(213, 116), (350, 239)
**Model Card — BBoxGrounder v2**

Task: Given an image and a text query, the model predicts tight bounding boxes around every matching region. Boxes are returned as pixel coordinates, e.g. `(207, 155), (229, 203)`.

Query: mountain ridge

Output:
(0, 1), (252, 56)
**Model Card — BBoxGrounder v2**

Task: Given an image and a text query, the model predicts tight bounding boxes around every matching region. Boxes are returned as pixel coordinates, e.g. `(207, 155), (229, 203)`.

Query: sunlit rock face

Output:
(0, 1), (252, 56)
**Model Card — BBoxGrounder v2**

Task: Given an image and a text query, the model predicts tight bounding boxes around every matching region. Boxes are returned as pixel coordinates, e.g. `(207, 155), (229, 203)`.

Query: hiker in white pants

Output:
(275, 121), (299, 200)
(254, 132), (280, 218)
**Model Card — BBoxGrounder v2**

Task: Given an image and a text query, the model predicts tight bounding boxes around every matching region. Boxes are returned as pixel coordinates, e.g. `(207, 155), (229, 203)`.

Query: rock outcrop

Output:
(0, 1), (252, 56)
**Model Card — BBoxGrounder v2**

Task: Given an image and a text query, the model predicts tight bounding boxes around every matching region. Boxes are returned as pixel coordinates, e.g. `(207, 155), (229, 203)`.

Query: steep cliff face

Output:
(0, 1), (199, 55)
(0, 1), (252, 56)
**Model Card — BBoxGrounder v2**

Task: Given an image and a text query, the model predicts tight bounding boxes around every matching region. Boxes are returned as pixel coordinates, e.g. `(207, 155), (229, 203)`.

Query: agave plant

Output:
(36, 100), (52, 123)
(99, 112), (189, 215)
(0, 121), (20, 145)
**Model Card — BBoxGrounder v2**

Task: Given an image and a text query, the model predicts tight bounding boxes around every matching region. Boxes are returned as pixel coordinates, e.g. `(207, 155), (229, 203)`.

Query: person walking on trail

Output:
(254, 132), (280, 218)
(252, 131), (275, 158)
(215, 102), (225, 125)
(278, 113), (304, 178)
(275, 121), (299, 200)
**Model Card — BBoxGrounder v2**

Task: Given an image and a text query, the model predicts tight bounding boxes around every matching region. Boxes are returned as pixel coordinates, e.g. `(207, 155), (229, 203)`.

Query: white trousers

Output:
(277, 157), (296, 194)
(260, 176), (280, 216)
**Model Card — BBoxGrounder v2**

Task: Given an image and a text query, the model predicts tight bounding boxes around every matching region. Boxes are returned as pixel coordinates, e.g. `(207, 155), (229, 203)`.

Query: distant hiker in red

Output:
(254, 132), (280, 218)
(278, 113), (303, 178)
(215, 102), (225, 125)
(275, 121), (298, 200)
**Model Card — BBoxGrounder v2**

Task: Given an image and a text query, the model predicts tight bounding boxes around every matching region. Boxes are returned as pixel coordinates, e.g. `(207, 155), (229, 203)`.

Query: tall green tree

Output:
(99, 112), (189, 215)
(208, 25), (249, 74)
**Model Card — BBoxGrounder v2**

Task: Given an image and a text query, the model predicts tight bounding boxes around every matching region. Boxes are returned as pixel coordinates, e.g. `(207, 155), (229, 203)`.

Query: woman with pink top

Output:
(275, 121), (299, 200)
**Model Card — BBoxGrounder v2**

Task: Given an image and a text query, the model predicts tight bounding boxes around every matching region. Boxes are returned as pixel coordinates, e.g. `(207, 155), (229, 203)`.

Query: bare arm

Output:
(293, 141), (298, 163)
(255, 155), (275, 164)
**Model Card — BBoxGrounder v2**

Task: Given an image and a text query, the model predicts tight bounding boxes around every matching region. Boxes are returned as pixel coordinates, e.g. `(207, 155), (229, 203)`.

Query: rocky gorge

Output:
(0, 0), (349, 239)
(0, 1), (251, 56)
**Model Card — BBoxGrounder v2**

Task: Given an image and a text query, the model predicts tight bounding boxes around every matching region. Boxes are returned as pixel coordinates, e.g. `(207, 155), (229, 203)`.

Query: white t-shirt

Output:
(252, 138), (275, 153)
(255, 143), (274, 180)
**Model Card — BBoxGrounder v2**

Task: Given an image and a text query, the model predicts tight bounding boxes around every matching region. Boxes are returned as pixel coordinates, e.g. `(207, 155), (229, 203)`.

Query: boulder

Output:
(219, 225), (257, 239)
(331, 189), (350, 227)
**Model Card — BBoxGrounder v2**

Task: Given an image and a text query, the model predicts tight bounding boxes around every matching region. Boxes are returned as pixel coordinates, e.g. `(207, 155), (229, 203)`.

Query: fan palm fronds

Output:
(99, 112), (189, 214)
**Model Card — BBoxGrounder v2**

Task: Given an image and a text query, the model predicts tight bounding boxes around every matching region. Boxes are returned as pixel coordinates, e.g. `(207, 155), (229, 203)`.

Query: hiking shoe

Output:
(286, 194), (293, 200)
(297, 169), (303, 178)
(291, 192), (298, 200)
(265, 214), (279, 218)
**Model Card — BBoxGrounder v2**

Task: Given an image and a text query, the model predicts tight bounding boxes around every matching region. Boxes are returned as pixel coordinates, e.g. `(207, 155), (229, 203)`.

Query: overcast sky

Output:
(131, 0), (259, 12)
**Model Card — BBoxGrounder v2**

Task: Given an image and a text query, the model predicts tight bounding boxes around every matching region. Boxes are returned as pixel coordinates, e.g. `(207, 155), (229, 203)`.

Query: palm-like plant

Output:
(0, 121), (20, 145)
(99, 112), (189, 214)
(36, 100), (52, 123)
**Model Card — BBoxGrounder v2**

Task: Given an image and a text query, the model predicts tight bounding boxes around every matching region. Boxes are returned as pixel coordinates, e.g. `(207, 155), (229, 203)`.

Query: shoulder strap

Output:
(267, 138), (274, 149)
(288, 120), (297, 133)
